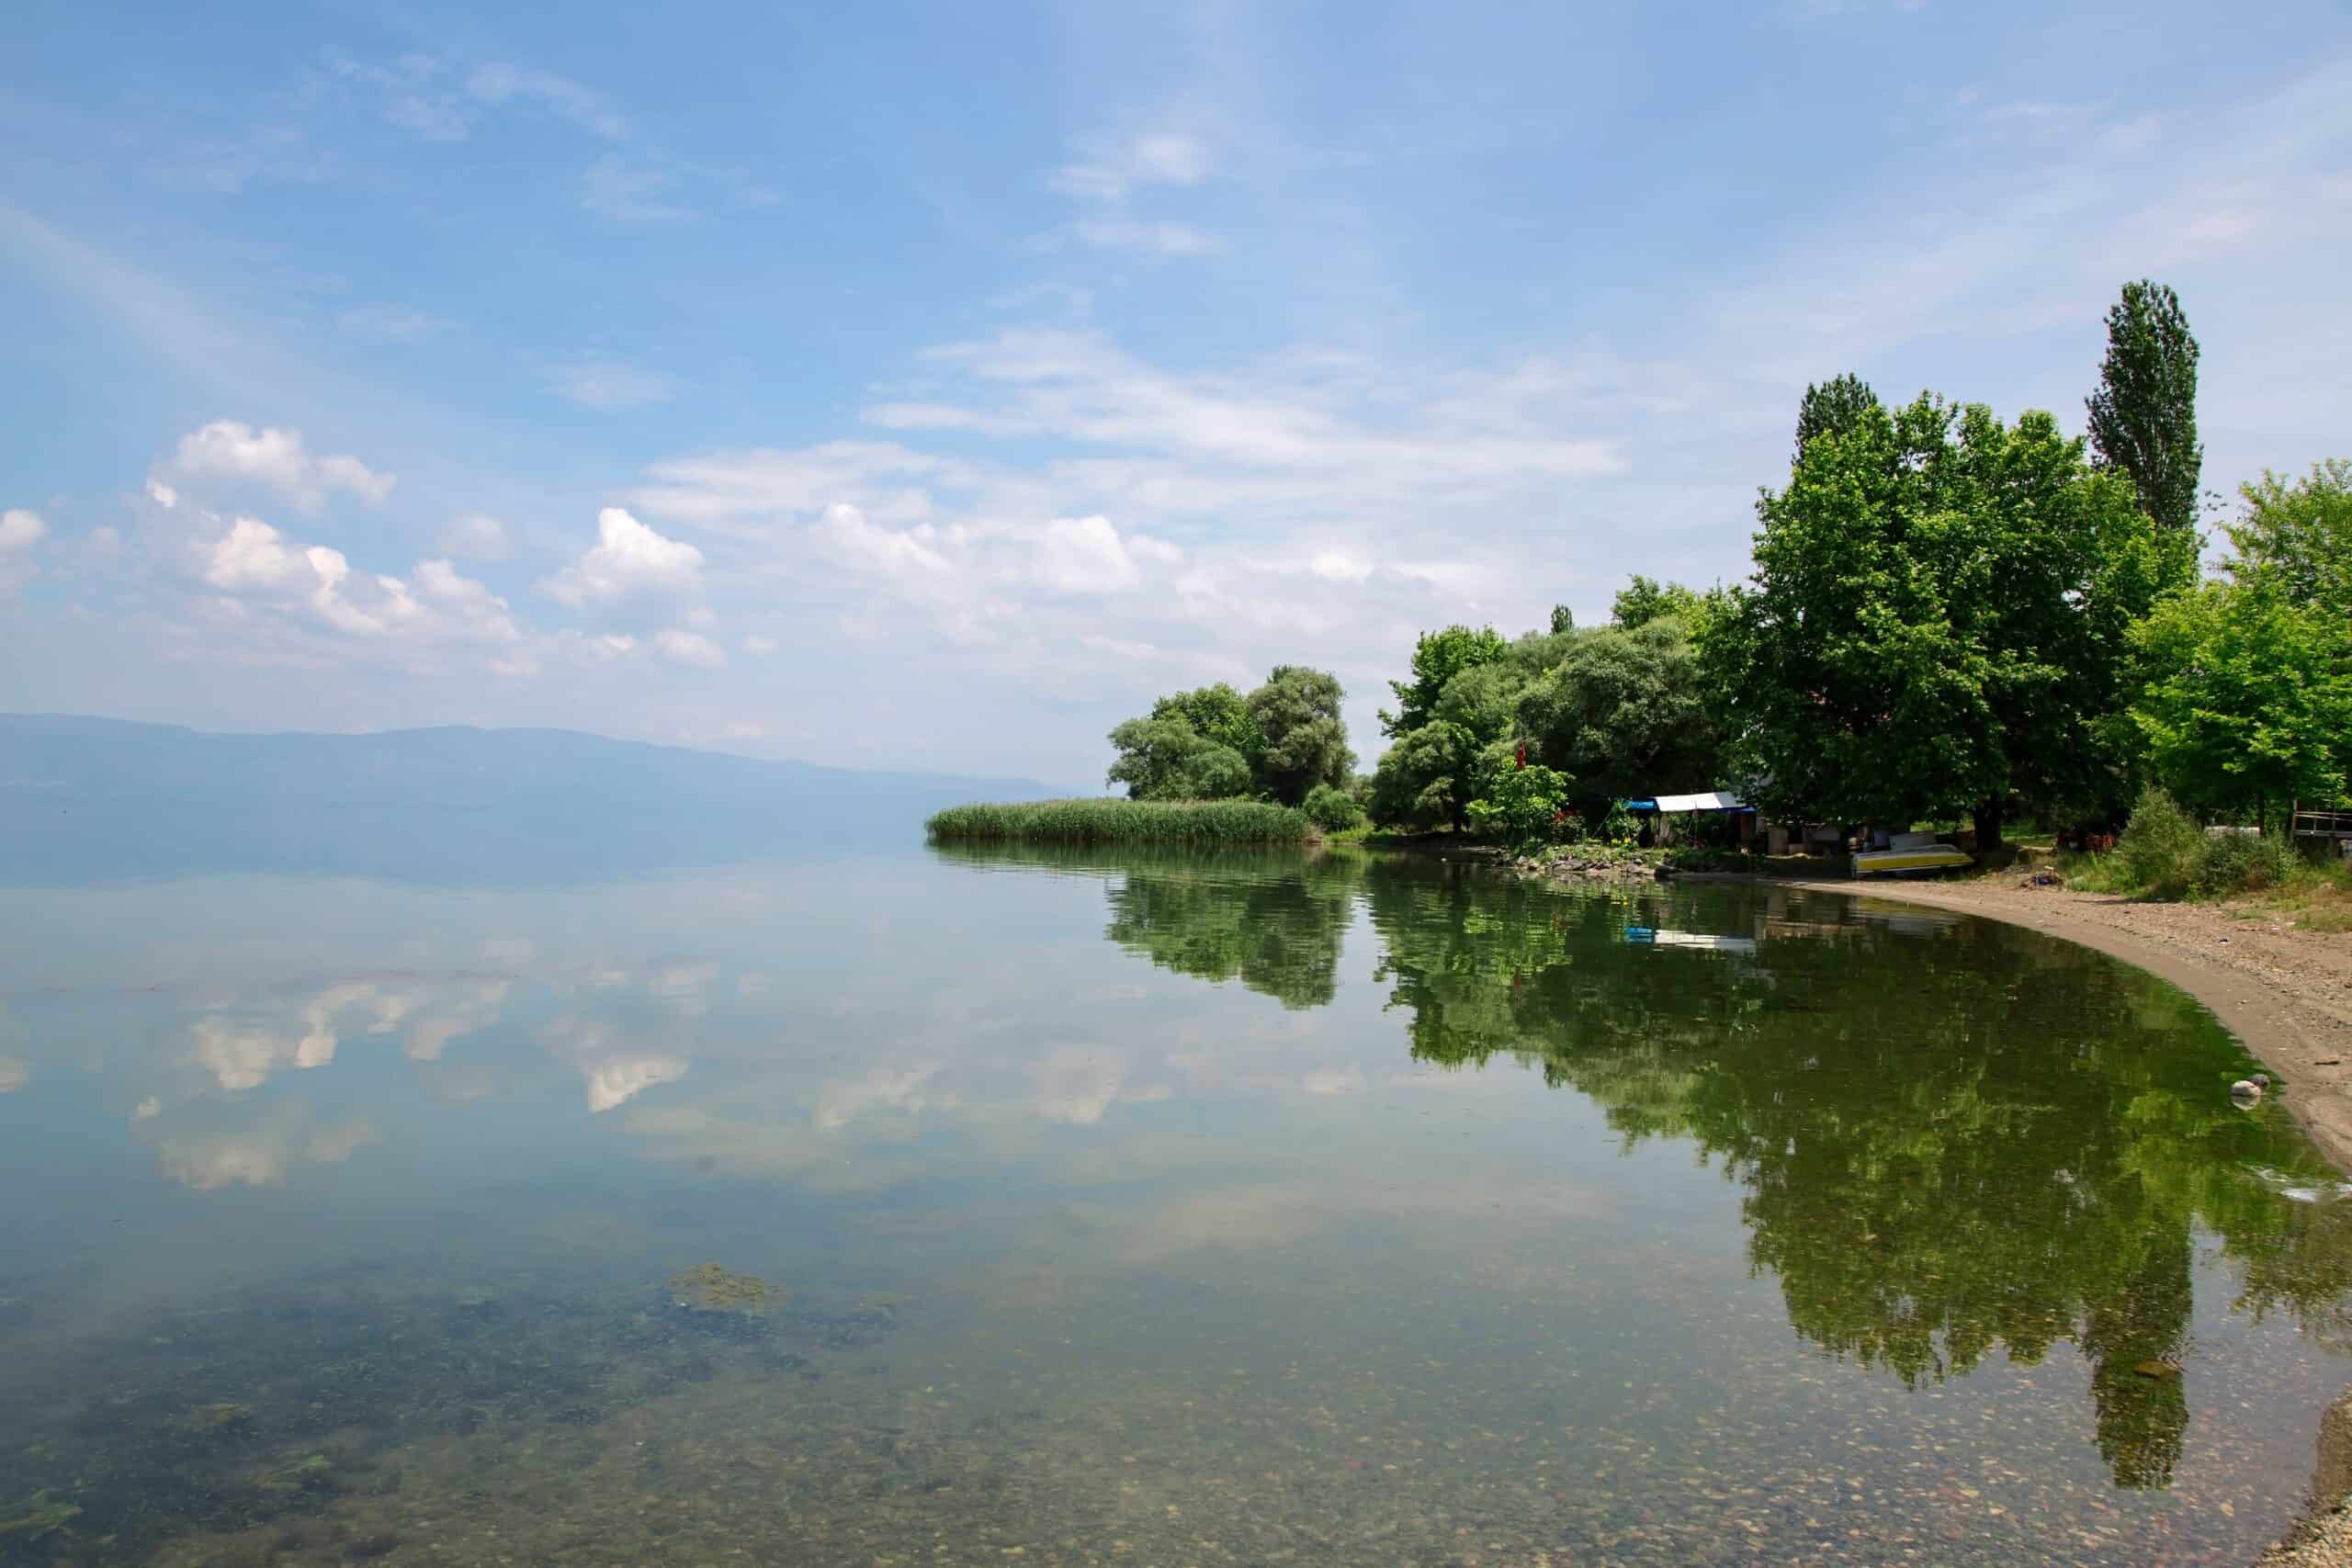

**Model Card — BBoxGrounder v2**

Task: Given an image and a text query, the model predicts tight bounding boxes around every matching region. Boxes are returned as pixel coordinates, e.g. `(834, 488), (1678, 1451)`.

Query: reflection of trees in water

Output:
(1102, 854), (1361, 1010)
(927, 841), (1365, 1011)
(1355, 860), (2349, 1493)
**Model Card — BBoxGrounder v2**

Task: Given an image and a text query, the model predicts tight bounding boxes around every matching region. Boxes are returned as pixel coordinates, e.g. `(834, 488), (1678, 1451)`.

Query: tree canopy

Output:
(1717, 389), (2189, 842)
(1107, 669), (1351, 807)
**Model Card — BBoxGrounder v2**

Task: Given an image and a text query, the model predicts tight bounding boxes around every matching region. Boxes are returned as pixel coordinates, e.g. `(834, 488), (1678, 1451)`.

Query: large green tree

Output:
(1724, 390), (2188, 844)
(1247, 665), (1355, 806)
(2130, 579), (2352, 826)
(2086, 280), (2203, 534)
(1518, 617), (1721, 815)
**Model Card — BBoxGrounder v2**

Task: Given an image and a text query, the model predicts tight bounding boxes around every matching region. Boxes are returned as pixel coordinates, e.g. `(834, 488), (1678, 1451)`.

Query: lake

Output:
(2, 835), (2348, 1564)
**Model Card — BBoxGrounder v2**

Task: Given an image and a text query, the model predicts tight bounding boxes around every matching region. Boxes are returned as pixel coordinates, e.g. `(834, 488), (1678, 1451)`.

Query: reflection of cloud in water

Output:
(156, 1115), (380, 1190)
(582, 1055), (690, 1112)
(189, 976), (514, 1089)
(1031, 1045), (1174, 1125)
(544, 1015), (690, 1112)
(815, 1064), (944, 1132)
(1300, 1066), (1365, 1096)
(0, 1055), (28, 1093)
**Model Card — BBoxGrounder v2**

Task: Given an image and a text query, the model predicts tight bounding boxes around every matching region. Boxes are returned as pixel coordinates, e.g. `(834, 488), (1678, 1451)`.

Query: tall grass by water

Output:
(926, 797), (1312, 845)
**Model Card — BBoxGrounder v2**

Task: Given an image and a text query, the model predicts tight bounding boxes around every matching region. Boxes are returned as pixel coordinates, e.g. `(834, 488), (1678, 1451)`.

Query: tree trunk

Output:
(1973, 801), (2005, 853)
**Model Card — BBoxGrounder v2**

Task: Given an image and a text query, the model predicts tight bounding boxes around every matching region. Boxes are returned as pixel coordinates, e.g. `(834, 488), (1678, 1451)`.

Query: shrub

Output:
(2197, 830), (2293, 895)
(925, 798), (1311, 846)
(1302, 783), (1363, 833)
(1464, 764), (1569, 849)
(2115, 786), (2205, 898)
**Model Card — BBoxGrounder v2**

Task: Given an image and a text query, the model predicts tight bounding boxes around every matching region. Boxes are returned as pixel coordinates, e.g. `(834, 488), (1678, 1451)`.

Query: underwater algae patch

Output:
(668, 1261), (785, 1314)
(0, 1492), (81, 1541)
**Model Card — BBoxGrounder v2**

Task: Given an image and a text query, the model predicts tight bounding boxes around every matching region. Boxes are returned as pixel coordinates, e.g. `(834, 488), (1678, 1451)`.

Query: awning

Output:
(1641, 791), (1750, 813)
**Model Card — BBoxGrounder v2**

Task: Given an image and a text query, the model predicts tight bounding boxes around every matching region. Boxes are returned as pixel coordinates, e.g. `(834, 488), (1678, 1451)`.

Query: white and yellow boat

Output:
(1851, 831), (1973, 877)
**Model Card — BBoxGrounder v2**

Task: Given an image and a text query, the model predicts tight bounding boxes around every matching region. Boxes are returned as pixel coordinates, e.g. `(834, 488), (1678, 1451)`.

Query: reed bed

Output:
(925, 797), (1312, 845)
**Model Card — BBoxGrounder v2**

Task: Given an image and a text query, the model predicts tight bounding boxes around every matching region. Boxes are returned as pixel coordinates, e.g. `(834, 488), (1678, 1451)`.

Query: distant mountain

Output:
(0, 714), (1067, 886)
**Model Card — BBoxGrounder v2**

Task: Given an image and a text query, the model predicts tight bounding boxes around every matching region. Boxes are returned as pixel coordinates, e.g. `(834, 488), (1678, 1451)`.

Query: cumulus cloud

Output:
(539, 506), (705, 606)
(2, 509), (49, 550)
(199, 517), (518, 643)
(162, 420), (395, 513)
(811, 502), (949, 579)
(1033, 513), (1142, 593)
(0, 509), (44, 593)
(544, 1016), (689, 1112)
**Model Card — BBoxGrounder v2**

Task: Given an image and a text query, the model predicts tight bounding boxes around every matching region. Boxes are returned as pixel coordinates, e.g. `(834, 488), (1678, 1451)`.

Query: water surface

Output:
(2, 840), (2348, 1564)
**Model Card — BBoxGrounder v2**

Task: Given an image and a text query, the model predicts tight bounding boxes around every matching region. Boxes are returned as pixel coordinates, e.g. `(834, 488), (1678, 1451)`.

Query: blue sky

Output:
(4, 1), (2348, 784)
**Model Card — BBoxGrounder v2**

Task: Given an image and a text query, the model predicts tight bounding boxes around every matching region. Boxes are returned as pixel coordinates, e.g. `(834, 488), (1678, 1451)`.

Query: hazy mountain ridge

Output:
(0, 714), (1066, 886)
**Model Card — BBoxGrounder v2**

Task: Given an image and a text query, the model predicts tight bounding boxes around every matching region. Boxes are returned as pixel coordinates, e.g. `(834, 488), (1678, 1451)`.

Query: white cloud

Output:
(547, 357), (683, 411)
(810, 502), (950, 579)
(540, 506), (705, 606)
(0, 509), (44, 592)
(655, 626), (727, 668)
(0, 1055), (28, 1093)
(1309, 552), (1373, 583)
(1033, 513), (1141, 593)
(1072, 218), (1221, 256)
(1051, 131), (1209, 201)
(437, 512), (512, 560)
(144, 479), (178, 508)
(199, 517), (517, 645)
(162, 420), (395, 513)
(741, 634), (778, 655)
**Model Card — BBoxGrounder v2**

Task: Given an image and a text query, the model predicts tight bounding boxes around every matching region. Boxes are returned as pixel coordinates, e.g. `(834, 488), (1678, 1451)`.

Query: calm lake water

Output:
(3, 834), (2349, 1564)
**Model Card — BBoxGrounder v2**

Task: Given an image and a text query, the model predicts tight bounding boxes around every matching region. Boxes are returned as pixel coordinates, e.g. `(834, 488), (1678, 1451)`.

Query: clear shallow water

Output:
(1, 840), (2349, 1564)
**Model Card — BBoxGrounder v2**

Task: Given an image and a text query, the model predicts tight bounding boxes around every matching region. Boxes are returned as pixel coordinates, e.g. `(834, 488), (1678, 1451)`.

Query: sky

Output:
(3, 1), (2348, 785)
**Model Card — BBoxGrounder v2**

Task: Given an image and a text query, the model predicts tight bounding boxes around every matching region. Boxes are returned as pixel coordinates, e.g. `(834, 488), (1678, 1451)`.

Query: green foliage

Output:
(1247, 665), (1355, 806)
(1464, 762), (1568, 848)
(1548, 604), (1576, 635)
(1610, 575), (1702, 631)
(1724, 390), (2188, 841)
(926, 797), (1309, 845)
(1382, 625), (1508, 738)
(2115, 787), (2206, 899)
(1149, 682), (1264, 761)
(2227, 458), (2352, 618)
(1367, 720), (1478, 831)
(1792, 371), (1879, 462)
(1301, 782), (1363, 832)
(2130, 579), (2352, 823)
(2087, 280), (2203, 533)
(1105, 670), (1351, 807)
(1518, 617), (1720, 816)
(2195, 830), (2293, 896)
(1104, 717), (1254, 802)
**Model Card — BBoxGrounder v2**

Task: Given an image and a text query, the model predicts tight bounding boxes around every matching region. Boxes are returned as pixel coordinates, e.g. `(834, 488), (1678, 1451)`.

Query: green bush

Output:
(2197, 829), (2293, 895)
(1464, 764), (1569, 849)
(1302, 783), (1363, 833)
(925, 797), (1311, 846)
(2115, 786), (2205, 898)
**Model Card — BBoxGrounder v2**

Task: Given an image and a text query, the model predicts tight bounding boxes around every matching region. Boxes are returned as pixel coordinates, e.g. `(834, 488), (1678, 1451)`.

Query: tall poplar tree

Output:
(2086, 280), (2203, 533)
